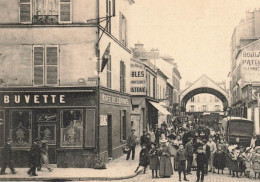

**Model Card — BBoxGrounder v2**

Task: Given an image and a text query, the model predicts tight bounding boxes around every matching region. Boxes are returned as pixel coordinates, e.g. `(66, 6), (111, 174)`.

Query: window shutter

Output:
(20, 0), (31, 23)
(123, 62), (126, 92)
(85, 109), (95, 148)
(33, 47), (44, 85)
(107, 56), (111, 88)
(60, 0), (71, 22)
(120, 61), (123, 92)
(46, 47), (58, 85)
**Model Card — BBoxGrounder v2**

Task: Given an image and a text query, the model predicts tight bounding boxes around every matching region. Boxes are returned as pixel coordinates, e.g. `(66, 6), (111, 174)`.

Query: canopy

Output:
(149, 101), (172, 115)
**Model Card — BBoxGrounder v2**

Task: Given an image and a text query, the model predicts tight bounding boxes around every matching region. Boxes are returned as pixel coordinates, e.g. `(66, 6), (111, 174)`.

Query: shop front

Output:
(0, 87), (97, 168)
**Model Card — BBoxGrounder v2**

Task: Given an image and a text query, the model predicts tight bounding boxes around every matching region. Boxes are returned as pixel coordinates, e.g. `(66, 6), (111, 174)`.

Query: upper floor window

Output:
(107, 56), (112, 88)
(119, 12), (128, 47)
(215, 96), (219, 102)
(33, 45), (59, 86)
(120, 61), (126, 93)
(20, 0), (72, 24)
(191, 97), (195, 102)
(106, 0), (115, 33)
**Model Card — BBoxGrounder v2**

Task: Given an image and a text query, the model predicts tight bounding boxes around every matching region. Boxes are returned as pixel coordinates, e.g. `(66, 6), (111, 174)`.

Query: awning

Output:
(149, 101), (172, 115)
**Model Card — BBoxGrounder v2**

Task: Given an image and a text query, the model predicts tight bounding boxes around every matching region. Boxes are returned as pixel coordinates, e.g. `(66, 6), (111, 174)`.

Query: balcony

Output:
(33, 15), (58, 25)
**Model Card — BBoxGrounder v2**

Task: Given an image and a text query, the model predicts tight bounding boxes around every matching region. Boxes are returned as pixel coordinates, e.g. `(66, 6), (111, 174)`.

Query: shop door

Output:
(107, 115), (113, 158)
(34, 110), (57, 164)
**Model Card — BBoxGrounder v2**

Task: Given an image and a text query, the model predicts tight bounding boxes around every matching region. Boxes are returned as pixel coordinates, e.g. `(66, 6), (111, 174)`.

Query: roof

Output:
(223, 116), (253, 122)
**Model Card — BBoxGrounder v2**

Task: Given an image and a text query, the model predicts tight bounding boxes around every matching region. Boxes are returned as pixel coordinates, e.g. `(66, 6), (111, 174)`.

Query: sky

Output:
(129, 0), (260, 89)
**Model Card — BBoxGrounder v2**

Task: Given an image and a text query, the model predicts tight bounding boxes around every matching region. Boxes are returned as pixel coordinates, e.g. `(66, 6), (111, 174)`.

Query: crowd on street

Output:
(126, 116), (260, 182)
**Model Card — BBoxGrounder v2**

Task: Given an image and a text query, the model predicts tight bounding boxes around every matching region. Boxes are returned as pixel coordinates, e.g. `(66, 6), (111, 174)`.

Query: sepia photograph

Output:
(2, 0), (260, 181)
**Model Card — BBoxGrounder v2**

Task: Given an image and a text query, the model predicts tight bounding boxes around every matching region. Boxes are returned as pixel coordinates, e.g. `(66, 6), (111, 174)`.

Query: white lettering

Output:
(24, 95), (30, 103)
(60, 95), (65, 103)
(14, 95), (20, 103)
(4, 95), (9, 103)
(51, 95), (56, 103)
(34, 95), (40, 103)
(43, 95), (48, 103)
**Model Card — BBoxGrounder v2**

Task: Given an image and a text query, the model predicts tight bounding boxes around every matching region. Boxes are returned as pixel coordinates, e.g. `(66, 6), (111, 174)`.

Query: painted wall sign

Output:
(241, 51), (260, 82)
(130, 62), (146, 95)
(100, 92), (130, 106)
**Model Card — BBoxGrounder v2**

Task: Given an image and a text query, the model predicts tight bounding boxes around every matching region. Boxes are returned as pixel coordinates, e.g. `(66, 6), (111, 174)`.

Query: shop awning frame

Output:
(149, 101), (172, 115)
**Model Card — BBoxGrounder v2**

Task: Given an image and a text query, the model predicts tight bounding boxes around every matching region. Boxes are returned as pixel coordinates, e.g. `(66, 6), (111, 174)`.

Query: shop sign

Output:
(130, 62), (146, 95)
(100, 92), (130, 106)
(241, 51), (260, 82)
(100, 115), (107, 126)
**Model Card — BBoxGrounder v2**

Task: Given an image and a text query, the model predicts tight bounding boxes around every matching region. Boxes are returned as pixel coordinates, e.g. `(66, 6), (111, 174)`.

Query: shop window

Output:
(10, 110), (32, 148)
(0, 111), (4, 148)
(120, 61), (126, 93)
(33, 45), (59, 86)
(107, 55), (112, 88)
(61, 110), (83, 147)
(121, 110), (126, 141)
(20, 0), (72, 24)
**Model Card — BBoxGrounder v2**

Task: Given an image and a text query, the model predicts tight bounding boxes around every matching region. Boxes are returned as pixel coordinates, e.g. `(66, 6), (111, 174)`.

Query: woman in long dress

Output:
(158, 138), (173, 177)
(252, 146), (260, 179)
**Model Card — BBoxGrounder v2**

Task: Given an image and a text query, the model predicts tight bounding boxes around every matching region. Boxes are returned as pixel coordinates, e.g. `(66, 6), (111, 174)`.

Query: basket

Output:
(122, 146), (130, 154)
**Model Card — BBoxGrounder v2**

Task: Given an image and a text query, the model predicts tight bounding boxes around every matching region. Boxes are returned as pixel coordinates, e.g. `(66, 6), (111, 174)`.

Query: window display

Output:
(10, 111), (32, 148)
(61, 110), (83, 147)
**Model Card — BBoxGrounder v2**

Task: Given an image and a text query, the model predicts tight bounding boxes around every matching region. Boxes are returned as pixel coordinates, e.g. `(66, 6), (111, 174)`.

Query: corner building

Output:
(0, 0), (134, 168)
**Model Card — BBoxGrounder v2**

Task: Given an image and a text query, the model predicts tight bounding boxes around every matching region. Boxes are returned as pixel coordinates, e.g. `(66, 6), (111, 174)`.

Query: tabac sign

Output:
(241, 51), (260, 82)
(130, 61), (146, 95)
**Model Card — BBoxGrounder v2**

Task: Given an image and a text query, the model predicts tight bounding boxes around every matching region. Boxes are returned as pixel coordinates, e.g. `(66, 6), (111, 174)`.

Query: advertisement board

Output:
(130, 61), (146, 95)
(241, 51), (260, 82)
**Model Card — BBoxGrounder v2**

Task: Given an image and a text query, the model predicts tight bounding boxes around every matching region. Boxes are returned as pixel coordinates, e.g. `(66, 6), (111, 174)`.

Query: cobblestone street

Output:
(104, 169), (260, 182)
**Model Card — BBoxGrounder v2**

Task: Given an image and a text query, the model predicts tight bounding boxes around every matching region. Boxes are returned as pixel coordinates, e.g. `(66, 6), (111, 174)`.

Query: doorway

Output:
(107, 115), (112, 158)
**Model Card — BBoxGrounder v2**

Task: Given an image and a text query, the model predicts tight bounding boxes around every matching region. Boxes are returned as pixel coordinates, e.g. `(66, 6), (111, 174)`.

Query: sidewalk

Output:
(0, 146), (142, 181)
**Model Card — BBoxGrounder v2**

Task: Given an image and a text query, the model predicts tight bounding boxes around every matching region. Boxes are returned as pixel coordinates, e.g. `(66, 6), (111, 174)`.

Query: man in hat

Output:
(196, 146), (207, 182)
(207, 136), (216, 173)
(140, 130), (147, 147)
(0, 138), (16, 175)
(154, 124), (161, 146)
(185, 137), (194, 175)
(176, 143), (189, 181)
(126, 129), (137, 160)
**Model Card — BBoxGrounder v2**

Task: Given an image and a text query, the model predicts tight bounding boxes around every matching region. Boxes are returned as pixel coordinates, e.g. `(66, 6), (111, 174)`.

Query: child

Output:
(213, 147), (226, 174)
(149, 143), (160, 178)
(237, 147), (246, 177)
(196, 146), (207, 182)
(252, 146), (260, 179)
(244, 147), (253, 178)
(175, 143), (189, 181)
(135, 144), (149, 174)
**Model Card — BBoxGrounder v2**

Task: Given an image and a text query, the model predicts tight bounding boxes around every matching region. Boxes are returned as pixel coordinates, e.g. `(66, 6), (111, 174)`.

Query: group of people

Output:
(126, 117), (260, 182)
(0, 138), (52, 176)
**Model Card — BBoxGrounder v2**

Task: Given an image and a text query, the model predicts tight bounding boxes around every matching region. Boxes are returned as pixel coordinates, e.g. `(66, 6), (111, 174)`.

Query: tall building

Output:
(0, 0), (134, 168)
(230, 9), (260, 134)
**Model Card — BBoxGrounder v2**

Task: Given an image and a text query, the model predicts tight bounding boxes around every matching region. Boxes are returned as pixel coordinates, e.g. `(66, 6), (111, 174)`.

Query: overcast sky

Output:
(129, 0), (260, 89)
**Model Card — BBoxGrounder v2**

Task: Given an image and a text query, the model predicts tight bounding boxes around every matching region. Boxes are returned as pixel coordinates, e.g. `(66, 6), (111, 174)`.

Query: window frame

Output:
(120, 61), (126, 93)
(59, 0), (72, 24)
(19, 0), (32, 24)
(33, 45), (59, 86)
(60, 109), (84, 148)
(107, 55), (112, 88)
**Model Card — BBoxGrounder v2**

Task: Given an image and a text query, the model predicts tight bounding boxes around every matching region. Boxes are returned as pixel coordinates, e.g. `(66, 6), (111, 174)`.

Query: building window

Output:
(153, 77), (156, 98)
(190, 105), (195, 112)
(10, 110), (32, 148)
(119, 12), (127, 47)
(203, 105), (207, 111)
(0, 111), (4, 148)
(215, 105), (220, 111)
(215, 97), (219, 102)
(120, 61), (126, 92)
(197, 96), (200, 102)
(61, 109), (83, 147)
(33, 45), (59, 86)
(191, 97), (195, 102)
(106, 0), (114, 33)
(121, 110), (127, 140)
(107, 55), (112, 88)
(20, 0), (72, 24)
(210, 96), (212, 102)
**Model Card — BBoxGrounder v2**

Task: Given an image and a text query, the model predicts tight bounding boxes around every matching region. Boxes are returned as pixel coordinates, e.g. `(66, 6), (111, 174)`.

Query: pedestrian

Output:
(154, 124), (161, 146)
(145, 133), (152, 151)
(244, 147), (253, 178)
(230, 148), (239, 177)
(134, 144), (149, 174)
(149, 143), (160, 178)
(158, 136), (173, 178)
(185, 137), (193, 175)
(207, 136), (216, 173)
(196, 146), (207, 182)
(252, 146), (260, 179)
(150, 131), (156, 144)
(0, 138), (17, 175)
(176, 143), (189, 181)
(202, 139), (210, 175)
(126, 129), (137, 160)
(140, 130), (147, 147)
(237, 147), (246, 177)
(28, 141), (39, 176)
(40, 141), (53, 172)
(213, 147), (226, 174)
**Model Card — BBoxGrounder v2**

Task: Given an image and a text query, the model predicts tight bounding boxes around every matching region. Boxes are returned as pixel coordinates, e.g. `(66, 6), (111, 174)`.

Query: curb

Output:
(0, 170), (143, 181)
